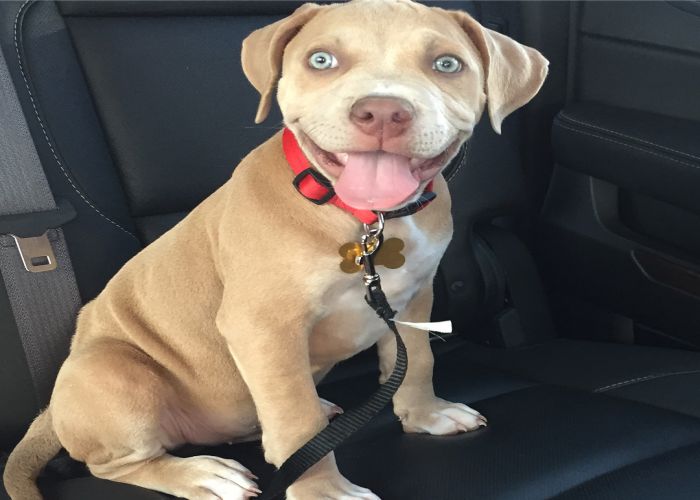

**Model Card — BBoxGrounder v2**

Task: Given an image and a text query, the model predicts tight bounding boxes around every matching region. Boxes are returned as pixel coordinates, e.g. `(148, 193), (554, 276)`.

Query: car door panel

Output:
(540, 1), (700, 349)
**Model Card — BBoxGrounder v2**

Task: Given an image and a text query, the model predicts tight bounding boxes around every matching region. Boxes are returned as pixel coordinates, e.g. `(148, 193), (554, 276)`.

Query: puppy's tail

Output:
(3, 409), (60, 500)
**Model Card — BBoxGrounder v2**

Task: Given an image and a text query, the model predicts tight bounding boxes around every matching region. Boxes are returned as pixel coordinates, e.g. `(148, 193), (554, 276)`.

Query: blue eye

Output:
(433, 55), (462, 74)
(308, 51), (338, 70)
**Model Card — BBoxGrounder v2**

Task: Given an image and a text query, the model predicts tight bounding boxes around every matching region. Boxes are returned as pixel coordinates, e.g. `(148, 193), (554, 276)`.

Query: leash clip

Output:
(360, 213), (395, 321)
(360, 212), (384, 257)
(359, 212), (384, 285)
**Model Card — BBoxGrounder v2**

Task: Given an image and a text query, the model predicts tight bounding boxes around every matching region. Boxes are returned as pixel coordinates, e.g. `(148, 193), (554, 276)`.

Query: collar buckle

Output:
(292, 168), (336, 205)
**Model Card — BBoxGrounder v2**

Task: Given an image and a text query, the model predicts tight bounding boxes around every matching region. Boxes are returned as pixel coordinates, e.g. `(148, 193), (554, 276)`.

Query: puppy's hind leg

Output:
(52, 340), (260, 500)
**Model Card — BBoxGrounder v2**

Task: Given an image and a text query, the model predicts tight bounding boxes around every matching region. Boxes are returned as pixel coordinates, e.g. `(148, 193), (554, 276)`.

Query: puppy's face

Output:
(243, 0), (548, 211)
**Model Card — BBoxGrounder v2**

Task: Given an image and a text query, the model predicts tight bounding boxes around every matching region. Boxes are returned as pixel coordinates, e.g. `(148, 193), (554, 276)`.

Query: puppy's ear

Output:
(448, 11), (549, 134)
(242, 4), (323, 123)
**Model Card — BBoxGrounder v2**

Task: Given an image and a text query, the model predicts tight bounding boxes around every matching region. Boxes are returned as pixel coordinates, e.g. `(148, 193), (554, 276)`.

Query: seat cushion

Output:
(40, 478), (164, 500)
(457, 338), (700, 418)
(553, 442), (700, 500)
(21, 339), (700, 500)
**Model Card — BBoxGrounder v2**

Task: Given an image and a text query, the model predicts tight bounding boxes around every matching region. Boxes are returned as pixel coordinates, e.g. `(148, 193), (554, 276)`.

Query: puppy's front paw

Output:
(174, 455), (260, 499)
(285, 455), (380, 500)
(287, 475), (380, 500)
(397, 397), (487, 435)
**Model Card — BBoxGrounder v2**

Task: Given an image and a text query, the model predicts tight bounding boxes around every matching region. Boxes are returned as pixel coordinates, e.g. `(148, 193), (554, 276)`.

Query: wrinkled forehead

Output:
(286, 1), (480, 67)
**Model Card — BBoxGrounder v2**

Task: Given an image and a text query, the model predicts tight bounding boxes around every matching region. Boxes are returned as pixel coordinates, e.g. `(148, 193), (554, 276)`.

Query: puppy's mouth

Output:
(300, 135), (460, 211)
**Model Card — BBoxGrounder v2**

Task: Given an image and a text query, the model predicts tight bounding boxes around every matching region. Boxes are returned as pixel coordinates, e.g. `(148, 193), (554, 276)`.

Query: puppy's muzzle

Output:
(349, 96), (415, 141)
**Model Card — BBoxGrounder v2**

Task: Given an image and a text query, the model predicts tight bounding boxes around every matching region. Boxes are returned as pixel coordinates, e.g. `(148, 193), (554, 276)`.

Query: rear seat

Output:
(2, 1), (700, 499)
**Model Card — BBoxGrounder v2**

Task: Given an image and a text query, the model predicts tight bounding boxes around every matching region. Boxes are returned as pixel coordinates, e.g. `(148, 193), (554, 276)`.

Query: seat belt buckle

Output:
(11, 233), (57, 272)
(0, 199), (76, 273)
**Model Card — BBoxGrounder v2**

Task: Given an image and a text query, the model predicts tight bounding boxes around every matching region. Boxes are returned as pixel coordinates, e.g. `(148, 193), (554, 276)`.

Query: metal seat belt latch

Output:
(0, 199), (76, 273)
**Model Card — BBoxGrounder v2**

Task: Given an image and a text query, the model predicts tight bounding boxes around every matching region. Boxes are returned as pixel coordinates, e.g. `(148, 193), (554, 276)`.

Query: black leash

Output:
(261, 214), (407, 499)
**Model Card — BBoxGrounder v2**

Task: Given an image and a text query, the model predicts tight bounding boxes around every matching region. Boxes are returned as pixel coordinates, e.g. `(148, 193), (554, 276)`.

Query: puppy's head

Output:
(242, 0), (548, 211)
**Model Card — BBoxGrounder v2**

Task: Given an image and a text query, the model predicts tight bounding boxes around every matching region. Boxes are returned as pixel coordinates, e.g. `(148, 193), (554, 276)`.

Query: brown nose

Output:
(349, 97), (414, 139)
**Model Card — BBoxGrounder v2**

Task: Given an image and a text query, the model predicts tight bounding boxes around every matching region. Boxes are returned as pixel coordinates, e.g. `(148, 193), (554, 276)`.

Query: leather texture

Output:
(21, 340), (700, 500)
(553, 442), (700, 500)
(40, 478), (165, 500)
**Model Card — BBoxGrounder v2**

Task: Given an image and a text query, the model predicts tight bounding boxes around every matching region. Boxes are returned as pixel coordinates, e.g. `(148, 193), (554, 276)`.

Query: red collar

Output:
(282, 128), (434, 224)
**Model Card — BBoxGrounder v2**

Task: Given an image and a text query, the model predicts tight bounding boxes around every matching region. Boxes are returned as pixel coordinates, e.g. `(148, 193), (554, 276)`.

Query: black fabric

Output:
(0, 199), (76, 239)
(0, 3), (42, 449)
(552, 104), (700, 215)
(0, 274), (39, 449)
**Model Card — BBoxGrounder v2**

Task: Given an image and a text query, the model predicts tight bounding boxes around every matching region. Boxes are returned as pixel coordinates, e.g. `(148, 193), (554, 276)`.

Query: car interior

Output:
(1, 1), (700, 498)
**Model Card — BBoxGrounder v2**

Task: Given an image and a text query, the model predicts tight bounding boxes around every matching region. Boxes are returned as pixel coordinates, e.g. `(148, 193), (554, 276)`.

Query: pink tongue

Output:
(334, 152), (419, 210)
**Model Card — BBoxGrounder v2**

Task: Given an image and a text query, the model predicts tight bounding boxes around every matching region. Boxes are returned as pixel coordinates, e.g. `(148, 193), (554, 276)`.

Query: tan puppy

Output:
(4, 1), (547, 499)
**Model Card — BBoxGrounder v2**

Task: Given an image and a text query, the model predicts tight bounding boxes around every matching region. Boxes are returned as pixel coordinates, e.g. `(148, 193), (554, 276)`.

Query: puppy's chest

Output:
(309, 220), (448, 365)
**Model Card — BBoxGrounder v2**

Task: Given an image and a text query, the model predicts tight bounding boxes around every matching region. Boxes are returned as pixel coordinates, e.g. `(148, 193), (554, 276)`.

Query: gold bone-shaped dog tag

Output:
(339, 238), (405, 273)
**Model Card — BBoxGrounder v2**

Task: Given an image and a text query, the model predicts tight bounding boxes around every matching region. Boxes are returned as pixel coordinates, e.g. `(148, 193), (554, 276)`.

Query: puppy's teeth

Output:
(336, 153), (349, 164)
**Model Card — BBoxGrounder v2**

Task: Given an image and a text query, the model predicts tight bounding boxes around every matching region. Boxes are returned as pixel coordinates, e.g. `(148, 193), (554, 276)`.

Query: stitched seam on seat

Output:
(555, 122), (700, 171)
(13, 0), (139, 242)
(594, 369), (700, 393)
(559, 112), (700, 162)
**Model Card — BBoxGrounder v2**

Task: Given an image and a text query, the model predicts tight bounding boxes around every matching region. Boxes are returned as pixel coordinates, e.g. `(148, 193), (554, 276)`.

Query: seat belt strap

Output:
(0, 44), (81, 405)
(478, 225), (556, 347)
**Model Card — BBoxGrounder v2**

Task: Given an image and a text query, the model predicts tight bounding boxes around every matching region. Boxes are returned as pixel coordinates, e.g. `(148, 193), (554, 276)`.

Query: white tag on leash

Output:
(391, 319), (453, 334)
